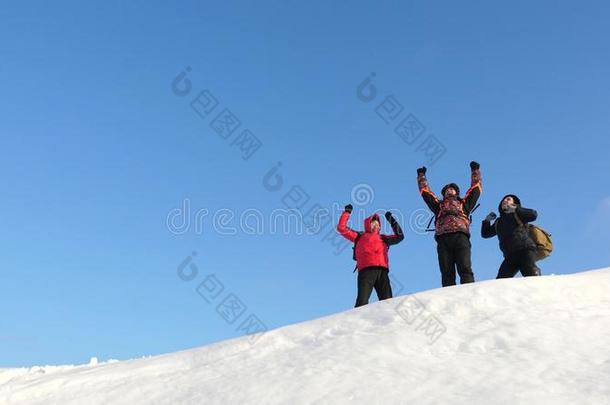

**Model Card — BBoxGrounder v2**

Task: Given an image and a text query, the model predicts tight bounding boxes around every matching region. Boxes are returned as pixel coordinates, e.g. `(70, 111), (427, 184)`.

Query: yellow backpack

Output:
(514, 214), (553, 261)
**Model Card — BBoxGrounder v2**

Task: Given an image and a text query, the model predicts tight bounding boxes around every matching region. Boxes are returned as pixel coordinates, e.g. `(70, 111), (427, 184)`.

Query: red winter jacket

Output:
(336, 212), (404, 272)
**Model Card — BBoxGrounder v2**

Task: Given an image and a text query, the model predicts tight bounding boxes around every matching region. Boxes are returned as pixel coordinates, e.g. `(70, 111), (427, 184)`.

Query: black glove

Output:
(417, 166), (427, 175)
(344, 204), (353, 213)
(384, 211), (394, 221)
(484, 212), (497, 222)
(470, 161), (480, 170)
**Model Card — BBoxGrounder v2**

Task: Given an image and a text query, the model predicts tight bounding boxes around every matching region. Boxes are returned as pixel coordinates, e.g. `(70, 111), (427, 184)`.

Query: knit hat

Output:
(441, 183), (460, 197)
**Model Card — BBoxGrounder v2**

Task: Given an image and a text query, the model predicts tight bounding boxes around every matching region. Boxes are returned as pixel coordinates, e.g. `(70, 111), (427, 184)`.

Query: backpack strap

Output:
(352, 232), (363, 272)
(468, 203), (480, 222)
(425, 215), (436, 232)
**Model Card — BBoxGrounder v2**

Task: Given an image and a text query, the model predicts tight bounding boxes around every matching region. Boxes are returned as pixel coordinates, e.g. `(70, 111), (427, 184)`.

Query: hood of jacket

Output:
(364, 213), (381, 233)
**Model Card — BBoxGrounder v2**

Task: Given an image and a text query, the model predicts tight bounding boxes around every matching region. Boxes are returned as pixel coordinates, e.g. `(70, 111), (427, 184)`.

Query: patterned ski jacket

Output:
(417, 168), (482, 239)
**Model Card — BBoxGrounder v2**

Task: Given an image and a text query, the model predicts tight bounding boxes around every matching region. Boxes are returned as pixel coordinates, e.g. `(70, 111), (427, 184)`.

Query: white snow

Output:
(2, 268), (610, 404)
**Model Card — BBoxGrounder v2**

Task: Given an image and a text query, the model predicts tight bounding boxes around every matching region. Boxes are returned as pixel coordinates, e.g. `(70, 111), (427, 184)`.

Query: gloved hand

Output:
(470, 161), (480, 170)
(384, 211), (394, 221)
(484, 212), (497, 222)
(344, 204), (353, 213)
(504, 204), (517, 214)
(417, 166), (427, 175)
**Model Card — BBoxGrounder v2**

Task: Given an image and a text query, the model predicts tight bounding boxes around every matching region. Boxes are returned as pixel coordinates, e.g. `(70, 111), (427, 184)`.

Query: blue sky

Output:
(1, 1), (609, 367)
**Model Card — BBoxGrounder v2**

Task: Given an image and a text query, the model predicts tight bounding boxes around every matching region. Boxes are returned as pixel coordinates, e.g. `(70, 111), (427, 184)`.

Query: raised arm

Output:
(382, 211), (404, 246)
(336, 204), (359, 242)
(463, 161), (482, 214)
(481, 212), (497, 238)
(515, 206), (538, 223)
(417, 167), (440, 215)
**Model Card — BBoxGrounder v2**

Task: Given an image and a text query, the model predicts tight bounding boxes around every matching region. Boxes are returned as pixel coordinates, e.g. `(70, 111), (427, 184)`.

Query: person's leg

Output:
(519, 249), (541, 277)
(355, 268), (376, 307)
(496, 257), (519, 279)
(437, 236), (456, 287)
(374, 268), (393, 301)
(454, 233), (475, 284)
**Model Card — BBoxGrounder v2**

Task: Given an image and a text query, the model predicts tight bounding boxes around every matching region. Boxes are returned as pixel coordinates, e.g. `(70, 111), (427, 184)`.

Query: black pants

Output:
(497, 248), (541, 278)
(436, 233), (475, 287)
(355, 266), (393, 307)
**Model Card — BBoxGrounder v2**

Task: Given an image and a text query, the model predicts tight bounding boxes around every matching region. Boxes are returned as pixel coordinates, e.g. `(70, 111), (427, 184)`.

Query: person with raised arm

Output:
(417, 162), (482, 287)
(337, 205), (404, 307)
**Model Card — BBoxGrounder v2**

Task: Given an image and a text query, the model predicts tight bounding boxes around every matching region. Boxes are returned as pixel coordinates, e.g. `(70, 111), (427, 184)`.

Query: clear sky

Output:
(1, 1), (609, 367)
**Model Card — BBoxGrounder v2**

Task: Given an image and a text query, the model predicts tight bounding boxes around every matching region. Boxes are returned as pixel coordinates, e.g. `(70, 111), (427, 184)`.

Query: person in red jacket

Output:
(417, 161), (482, 287)
(337, 204), (404, 307)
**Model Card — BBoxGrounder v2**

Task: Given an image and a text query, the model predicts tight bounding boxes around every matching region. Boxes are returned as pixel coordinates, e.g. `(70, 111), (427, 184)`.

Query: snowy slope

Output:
(2, 268), (610, 405)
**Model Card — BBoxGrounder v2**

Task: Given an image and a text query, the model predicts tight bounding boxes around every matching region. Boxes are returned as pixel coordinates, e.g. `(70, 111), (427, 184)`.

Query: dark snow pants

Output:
(355, 266), (393, 307)
(497, 248), (541, 278)
(436, 232), (475, 287)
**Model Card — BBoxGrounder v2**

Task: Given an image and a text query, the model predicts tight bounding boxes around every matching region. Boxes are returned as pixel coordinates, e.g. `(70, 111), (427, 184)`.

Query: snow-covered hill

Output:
(2, 269), (610, 404)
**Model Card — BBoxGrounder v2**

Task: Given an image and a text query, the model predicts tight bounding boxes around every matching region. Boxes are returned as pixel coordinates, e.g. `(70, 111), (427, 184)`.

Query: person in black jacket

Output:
(481, 194), (541, 278)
